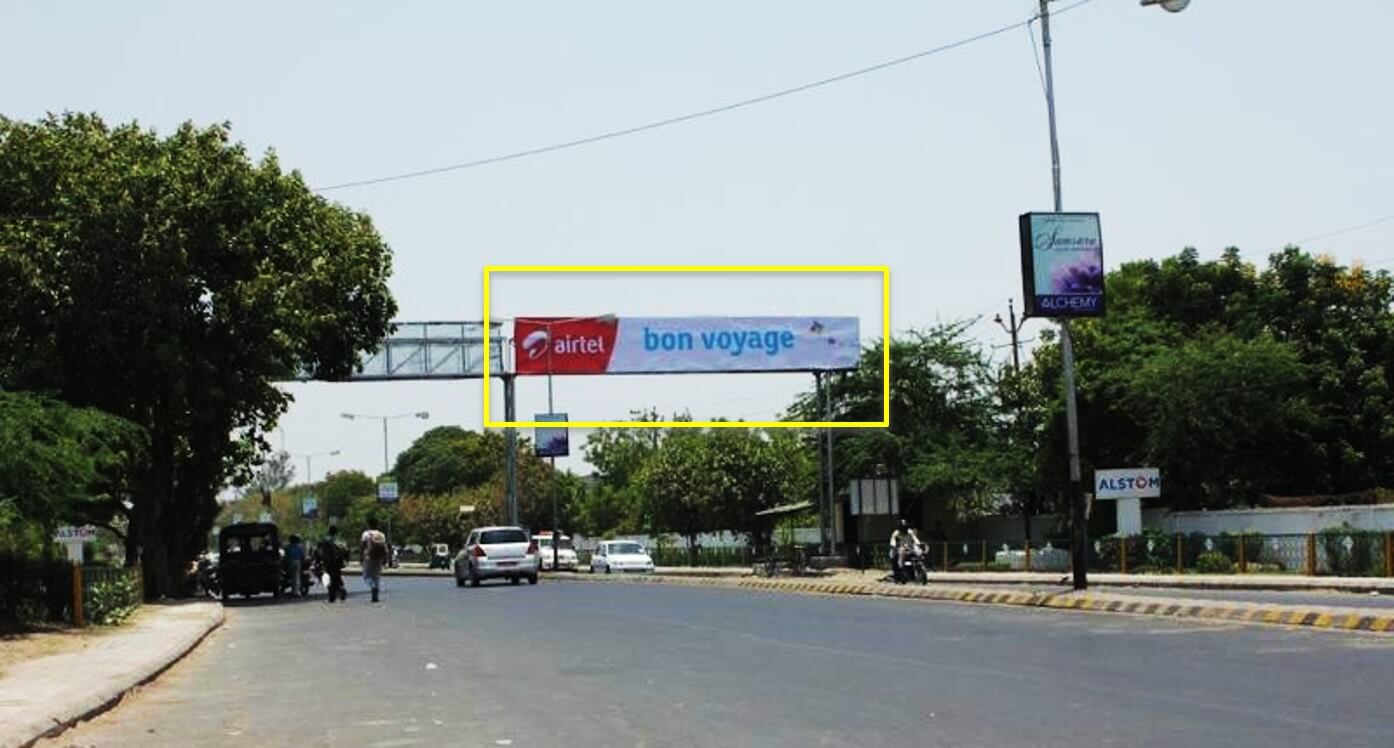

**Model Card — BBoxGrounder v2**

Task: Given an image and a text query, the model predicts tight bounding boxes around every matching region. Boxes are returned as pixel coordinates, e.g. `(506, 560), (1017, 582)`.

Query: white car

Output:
(590, 540), (655, 574)
(454, 526), (539, 587)
(534, 532), (579, 571)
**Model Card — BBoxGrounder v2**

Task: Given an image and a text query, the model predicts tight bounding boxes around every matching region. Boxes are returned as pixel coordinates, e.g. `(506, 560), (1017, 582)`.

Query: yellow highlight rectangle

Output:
(482, 264), (891, 429)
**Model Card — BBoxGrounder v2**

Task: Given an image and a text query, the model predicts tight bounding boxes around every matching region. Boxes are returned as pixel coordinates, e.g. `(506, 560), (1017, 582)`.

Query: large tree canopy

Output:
(0, 113), (396, 596)
(0, 391), (144, 555)
(790, 323), (1016, 522)
(1029, 246), (1394, 508)
(393, 426), (502, 496)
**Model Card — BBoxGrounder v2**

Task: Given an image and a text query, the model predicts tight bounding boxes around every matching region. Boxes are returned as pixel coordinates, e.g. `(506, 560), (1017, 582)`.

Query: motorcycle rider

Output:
(889, 518), (923, 584)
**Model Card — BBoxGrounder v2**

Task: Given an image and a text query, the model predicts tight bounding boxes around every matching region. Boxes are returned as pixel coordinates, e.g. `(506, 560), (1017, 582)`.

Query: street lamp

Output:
(1035, 0), (1188, 589)
(339, 411), (430, 473)
(1141, 0), (1190, 12)
(289, 449), (341, 485)
(341, 411), (428, 551)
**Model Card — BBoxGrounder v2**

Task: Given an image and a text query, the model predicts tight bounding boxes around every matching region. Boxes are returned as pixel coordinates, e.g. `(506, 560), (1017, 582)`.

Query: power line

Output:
(1268, 212), (1394, 256)
(313, 1), (1095, 193)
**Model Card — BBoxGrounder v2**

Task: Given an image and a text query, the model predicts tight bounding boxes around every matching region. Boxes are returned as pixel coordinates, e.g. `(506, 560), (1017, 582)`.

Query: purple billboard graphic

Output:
(534, 413), (569, 458)
(1019, 212), (1105, 318)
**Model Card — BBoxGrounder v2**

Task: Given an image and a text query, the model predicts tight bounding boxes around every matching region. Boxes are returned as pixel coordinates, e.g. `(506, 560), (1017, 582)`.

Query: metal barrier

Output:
(636, 532), (1394, 578)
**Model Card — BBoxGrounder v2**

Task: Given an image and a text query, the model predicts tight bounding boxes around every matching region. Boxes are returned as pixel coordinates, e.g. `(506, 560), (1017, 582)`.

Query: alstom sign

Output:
(1094, 468), (1162, 499)
(512, 316), (859, 375)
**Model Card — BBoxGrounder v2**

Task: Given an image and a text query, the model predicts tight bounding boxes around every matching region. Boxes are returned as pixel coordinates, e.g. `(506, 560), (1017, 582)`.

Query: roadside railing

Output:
(600, 531), (1394, 578)
(841, 531), (1394, 577)
(1, 555), (143, 629)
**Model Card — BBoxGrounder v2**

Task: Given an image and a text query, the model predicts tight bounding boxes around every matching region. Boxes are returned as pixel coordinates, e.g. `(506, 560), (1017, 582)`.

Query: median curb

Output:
(556, 573), (1394, 634)
(0, 601), (224, 748)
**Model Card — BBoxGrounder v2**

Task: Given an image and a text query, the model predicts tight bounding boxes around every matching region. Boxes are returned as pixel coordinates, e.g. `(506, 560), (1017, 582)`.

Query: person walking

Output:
(361, 521), (388, 603)
(285, 534), (307, 597)
(318, 526), (347, 602)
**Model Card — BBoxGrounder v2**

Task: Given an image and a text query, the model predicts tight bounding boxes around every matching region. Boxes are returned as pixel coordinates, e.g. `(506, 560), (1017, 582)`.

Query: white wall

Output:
(1148, 505), (1394, 535)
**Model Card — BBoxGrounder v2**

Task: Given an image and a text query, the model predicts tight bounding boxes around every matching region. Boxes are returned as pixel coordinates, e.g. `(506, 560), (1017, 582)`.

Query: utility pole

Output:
(1038, 0), (1087, 589)
(547, 332), (558, 572)
(993, 299), (1027, 375)
(503, 374), (518, 526)
(994, 300), (1035, 544)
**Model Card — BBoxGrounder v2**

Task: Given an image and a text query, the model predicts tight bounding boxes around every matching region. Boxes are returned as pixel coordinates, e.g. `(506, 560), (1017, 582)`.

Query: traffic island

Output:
(0, 600), (224, 748)
(557, 572), (1394, 634)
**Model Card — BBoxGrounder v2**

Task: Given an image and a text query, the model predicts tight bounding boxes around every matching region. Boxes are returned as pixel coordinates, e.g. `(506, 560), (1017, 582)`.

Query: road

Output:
(41, 577), (1394, 748)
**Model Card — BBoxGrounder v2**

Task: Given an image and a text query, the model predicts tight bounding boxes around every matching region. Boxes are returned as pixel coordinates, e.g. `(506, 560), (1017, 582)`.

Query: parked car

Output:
(454, 526), (539, 587)
(533, 532), (579, 571)
(590, 540), (655, 574)
(428, 543), (451, 570)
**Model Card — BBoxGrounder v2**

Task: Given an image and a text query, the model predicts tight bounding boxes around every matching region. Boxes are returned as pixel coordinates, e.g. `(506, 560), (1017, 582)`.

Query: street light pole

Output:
(1036, 0), (1188, 589)
(547, 321), (558, 572)
(525, 315), (615, 568)
(341, 411), (429, 551)
(1039, 0), (1088, 591)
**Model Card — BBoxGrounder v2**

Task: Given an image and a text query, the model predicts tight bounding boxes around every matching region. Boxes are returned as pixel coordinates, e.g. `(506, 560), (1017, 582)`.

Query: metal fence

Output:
(842, 532), (1394, 577)
(609, 531), (1394, 577)
(0, 555), (143, 630)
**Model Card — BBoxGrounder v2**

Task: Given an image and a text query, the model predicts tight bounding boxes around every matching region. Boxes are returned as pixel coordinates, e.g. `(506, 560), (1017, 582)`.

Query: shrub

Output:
(1195, 552), (1233, 574)
(84, 573), (140, 625)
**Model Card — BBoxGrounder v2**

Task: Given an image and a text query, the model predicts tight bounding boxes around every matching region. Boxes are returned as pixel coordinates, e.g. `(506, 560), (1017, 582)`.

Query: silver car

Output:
(454, 526), (540, 587)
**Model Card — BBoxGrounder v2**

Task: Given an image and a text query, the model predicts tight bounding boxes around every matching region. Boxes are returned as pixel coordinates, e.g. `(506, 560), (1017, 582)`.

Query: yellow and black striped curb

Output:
(557, 573), (1394, 634)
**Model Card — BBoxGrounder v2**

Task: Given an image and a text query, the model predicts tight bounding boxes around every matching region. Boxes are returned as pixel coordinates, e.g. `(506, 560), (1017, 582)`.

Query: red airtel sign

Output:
(513, 317), (620, 375)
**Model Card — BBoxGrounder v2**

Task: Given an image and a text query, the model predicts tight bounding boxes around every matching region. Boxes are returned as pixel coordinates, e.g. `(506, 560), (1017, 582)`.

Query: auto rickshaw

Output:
(216, 522), (283, 601)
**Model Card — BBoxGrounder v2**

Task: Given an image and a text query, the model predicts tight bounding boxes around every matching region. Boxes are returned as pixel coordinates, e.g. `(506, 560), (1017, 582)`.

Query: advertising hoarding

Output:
(302, 496), (319, 519)
(534, 413), (569, 458)
(1094, 468), (1162, 499)
(377, 478), (399, 503)
(1019, 212), (1105, 318)
(513, 316), (859, 376)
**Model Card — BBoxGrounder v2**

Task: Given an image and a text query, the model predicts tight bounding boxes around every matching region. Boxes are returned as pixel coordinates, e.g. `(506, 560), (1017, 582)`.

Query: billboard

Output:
(513, 316), (859, 375)
(377, 478), (399, 503)
(1095, 468), (1161, 499)
(302, 496), (319, 519)
(1019, 212), (1105, 318)
(534, 413), (569, 458)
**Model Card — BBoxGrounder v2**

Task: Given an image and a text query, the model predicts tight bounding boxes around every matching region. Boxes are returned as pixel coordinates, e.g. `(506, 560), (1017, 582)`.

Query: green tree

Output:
(639, 426), (814, 550)
(579, 409), (683, 536)
(318, 470), (376, 521)
(1029, 245), (1394, 508)
(790, 323), (1015, 522)
(393, 427), (502, 496)
(0, 391), (144, 556)
(0, 114), (396, 597)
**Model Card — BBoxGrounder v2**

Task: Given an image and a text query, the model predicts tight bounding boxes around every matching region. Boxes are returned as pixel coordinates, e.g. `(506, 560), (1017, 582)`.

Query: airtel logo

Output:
(521, 330), (549, 360)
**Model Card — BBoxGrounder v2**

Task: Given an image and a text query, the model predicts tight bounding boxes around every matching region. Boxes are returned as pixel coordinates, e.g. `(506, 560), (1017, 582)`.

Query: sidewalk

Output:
(0, 600), (223, 748)
(560, 573), (1394, 634)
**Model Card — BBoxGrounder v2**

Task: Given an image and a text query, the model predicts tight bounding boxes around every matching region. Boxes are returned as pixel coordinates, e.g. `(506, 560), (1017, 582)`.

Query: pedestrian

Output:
(361, 520), (388, 603)
(318, 526), (347, 603)
(285, 534), (306, 597)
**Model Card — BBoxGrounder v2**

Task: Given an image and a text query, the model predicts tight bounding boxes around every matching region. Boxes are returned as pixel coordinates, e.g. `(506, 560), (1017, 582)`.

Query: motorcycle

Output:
(889, 543), (929, 585)
(280, 556), (316, 597)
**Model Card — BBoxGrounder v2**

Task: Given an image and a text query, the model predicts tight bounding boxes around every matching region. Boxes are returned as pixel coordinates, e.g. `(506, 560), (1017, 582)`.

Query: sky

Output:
(4, 0), (1392, 481)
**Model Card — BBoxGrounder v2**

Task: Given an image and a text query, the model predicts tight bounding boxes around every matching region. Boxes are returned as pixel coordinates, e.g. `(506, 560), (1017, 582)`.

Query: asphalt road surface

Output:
(40, 577), (1394, 748)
